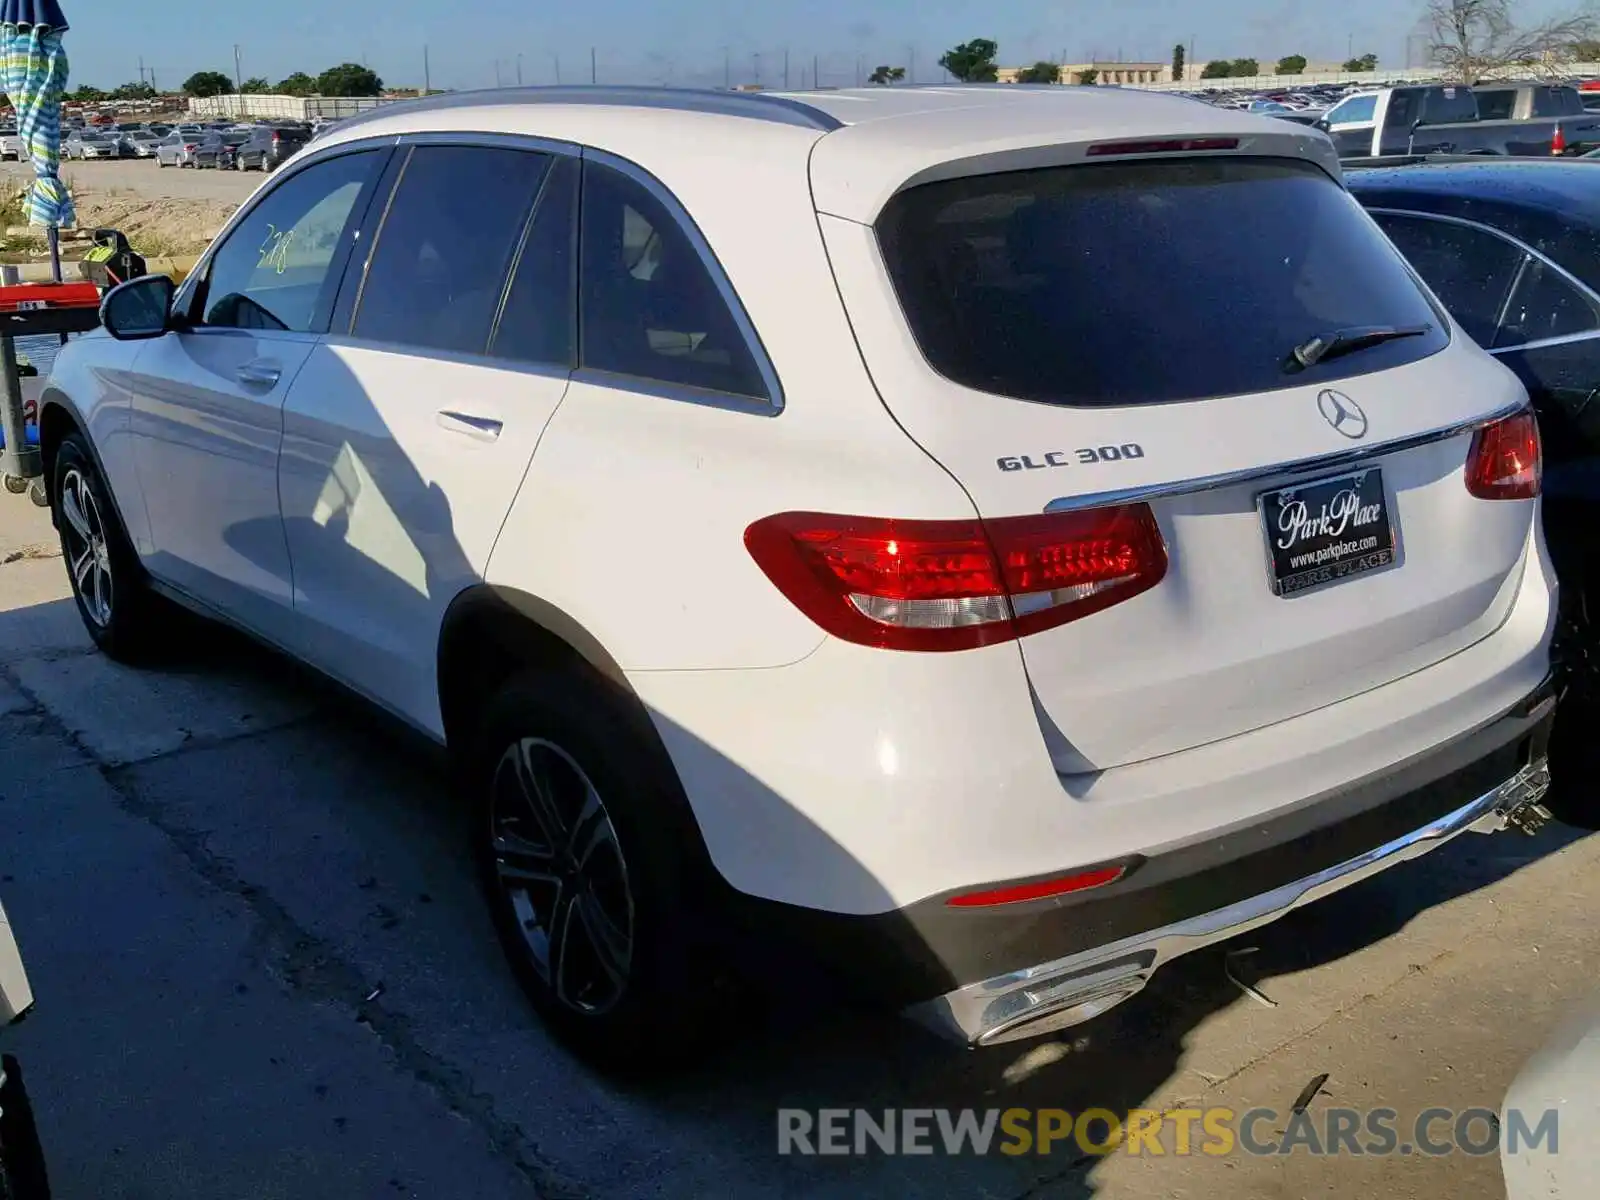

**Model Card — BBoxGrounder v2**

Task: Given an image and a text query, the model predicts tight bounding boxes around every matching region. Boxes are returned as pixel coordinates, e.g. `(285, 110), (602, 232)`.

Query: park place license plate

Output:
(1257, 468), (1396, 597)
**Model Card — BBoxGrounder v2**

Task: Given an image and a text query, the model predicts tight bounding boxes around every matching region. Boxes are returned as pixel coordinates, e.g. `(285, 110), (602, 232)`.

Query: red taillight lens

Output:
(1465, 410), (1542, 500)
(946, 864), (1128, 908)
(744, 506), (1168, 652)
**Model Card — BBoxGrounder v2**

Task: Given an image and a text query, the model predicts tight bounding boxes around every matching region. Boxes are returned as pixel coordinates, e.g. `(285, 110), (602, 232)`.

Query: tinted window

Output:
(876, 158), (1449, 408)
(1496, 258), (1600, 348)
(1475, 90), (1514, 121)
(1328, 94), (1376, 125)
(352, 145), (548, 356)
(1370, 213), (1522, 346)
(491, 156), (576, 368)
(578, 160), (768, 398)
(201, 150), (381, 333)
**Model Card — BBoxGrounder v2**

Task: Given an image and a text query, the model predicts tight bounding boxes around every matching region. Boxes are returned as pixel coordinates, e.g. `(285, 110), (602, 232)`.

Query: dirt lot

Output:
(0, 157), (256, 259)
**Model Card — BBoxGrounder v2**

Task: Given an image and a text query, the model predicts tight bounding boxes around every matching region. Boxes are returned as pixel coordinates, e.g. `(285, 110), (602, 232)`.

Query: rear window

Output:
(875, 157), (1448, 408)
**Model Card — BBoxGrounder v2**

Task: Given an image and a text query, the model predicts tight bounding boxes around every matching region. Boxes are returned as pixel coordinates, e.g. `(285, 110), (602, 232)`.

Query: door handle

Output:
(436, 410), (504, 442)
(235, 361), (282, 388)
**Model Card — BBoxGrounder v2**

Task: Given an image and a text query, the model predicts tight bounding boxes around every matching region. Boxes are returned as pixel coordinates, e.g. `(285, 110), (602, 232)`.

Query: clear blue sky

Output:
(60, 0), (1476, 92)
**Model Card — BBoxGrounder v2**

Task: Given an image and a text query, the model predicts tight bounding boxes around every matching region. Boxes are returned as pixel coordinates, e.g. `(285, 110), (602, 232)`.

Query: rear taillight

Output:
(271, 132), (281, 143)
(744, 506), (1168, 652)
(1465, 410), (1542, 500)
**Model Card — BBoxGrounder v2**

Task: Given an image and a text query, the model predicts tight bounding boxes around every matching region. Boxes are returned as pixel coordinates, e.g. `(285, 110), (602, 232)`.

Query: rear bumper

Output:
(736, 675), (1556, 1045)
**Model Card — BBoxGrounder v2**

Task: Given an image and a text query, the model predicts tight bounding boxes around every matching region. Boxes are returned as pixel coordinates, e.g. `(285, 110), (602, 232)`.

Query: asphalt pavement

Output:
(0, 490), (1597, 1199)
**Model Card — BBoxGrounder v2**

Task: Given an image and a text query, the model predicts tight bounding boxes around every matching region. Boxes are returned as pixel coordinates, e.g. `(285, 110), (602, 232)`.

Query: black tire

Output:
(53, 433), (167, 664)
(467, 667), (716, 1073)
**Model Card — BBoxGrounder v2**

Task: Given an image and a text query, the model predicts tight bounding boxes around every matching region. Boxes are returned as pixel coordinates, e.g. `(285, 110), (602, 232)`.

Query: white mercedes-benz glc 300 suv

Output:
(35, 84), (1557, 1068)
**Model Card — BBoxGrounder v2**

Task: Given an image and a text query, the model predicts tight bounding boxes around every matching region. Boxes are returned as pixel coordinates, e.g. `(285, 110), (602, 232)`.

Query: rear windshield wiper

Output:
(1286, 324), (1433, 372)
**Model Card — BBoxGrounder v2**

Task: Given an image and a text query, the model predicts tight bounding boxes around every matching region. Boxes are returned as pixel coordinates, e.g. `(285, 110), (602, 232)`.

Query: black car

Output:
(1348, 158), (1600, 801)
(190, 131), (248, 169)
(233, 123), (307, 172)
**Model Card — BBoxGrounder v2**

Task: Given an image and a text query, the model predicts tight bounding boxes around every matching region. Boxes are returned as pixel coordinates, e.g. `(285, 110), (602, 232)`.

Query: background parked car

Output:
(1348, 157), (1600, 824)
(154, 131), (202, 168)
(64, 130), (126, 160)
(234, 124), (307, 171)
(0, 126), (25, 161)
(190, 131), (248, 170)
(124, 130), (161, 159)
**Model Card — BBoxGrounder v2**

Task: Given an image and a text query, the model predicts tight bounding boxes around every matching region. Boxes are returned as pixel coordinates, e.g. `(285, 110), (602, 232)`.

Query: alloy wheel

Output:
(490, 738), (635, 1016)
(59, 467), (113, 629)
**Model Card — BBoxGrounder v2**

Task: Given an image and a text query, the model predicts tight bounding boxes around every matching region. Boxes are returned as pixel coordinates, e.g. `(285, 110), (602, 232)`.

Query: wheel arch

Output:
(37, 387), (141, 545)
(436, 584), (635, 751)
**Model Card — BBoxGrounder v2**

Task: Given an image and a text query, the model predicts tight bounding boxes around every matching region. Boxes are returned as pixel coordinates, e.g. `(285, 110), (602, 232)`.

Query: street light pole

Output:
(517, 53), (523, 86)
(233, 44), (243, 117)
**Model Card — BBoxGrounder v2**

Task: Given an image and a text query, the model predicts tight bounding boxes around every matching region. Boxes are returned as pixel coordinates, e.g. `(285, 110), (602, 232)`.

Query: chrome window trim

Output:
(570, 366), (776, 417)
(1365, 206), (1600, 350)
(393, 129), (582, 158)
(578, 147), (785, 415)
(1489, 328), (1600, 356)
(319, 331), (573, 385)
(1044, 398), (1527, 514)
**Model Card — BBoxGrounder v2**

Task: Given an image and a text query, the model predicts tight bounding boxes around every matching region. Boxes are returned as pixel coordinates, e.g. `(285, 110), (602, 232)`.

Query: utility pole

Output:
(517, 53), (524, 85)
(553, 53), (561, 84)
(590, 47), (596, 84)
(233, 44), (243, 117)
(723, 46), (731, 89)
(495, 60), (503, 87)
(855, 53), (862, 86)
(908, 45), (915, 84)
(813, 53), (820, 88)
(783, 47), (790, 89)
(754, 51), (761, 87)
(423, 45), (431, 95)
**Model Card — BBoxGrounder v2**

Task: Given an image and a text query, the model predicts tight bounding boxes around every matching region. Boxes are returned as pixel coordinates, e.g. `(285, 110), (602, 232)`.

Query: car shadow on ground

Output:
(6, 591), (1581, 1199)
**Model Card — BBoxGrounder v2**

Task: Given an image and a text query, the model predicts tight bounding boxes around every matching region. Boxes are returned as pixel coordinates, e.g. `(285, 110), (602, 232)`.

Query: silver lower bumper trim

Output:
(908, 759), (1552, 1047)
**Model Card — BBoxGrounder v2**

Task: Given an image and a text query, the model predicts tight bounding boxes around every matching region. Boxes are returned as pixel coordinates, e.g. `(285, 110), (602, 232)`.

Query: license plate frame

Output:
(1256, 467), (1398, 598)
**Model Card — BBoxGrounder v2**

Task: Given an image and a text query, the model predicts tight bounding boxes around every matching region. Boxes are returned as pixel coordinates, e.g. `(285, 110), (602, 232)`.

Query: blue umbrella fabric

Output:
(0, 0), (73, 230)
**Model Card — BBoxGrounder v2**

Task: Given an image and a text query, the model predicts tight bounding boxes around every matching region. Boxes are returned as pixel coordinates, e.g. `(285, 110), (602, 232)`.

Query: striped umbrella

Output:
(0, 0), (73, 242)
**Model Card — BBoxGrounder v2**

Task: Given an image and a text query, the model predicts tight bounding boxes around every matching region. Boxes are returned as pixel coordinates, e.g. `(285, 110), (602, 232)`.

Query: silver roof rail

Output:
(327, 86), (844, 137)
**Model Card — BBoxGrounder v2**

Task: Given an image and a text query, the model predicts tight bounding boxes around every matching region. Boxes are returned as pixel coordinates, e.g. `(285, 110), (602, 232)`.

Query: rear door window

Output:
(1495, 258), (1600, 348)
(491, 156), (577, 368)
(1369, 212), (1523, 346)
(352, 145), (550, 356)
(1475, 90), (1515, 120)
(875, 157), (1449, 408)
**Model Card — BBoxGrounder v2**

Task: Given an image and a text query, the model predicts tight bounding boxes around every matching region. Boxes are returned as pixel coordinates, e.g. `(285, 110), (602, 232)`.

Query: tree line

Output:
(895, 38), (1382, 87)
(901, 3), (1600, 90)
(63, 63), (386, 104)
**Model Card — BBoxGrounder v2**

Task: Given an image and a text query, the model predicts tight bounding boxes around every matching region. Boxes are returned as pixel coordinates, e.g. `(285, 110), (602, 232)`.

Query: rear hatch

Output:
(825, 147), (1534, 772)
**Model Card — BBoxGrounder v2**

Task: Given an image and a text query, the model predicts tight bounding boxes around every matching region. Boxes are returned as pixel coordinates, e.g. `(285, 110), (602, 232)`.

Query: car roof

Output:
(315, 84), (1333, 223)
(1345, 159), (1600, 224)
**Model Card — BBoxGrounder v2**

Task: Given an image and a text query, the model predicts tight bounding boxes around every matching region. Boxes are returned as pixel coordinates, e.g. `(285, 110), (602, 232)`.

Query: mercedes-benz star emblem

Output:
(1317, 389), (1368, 440)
